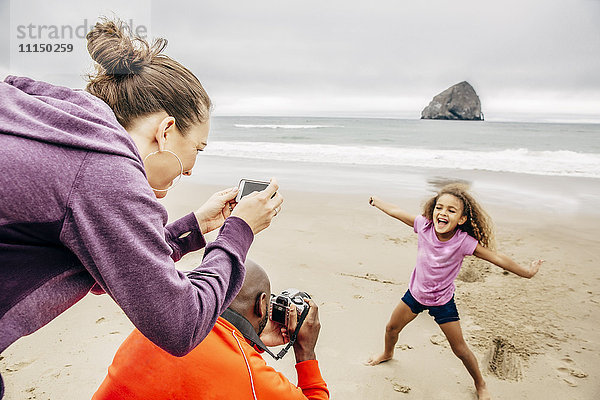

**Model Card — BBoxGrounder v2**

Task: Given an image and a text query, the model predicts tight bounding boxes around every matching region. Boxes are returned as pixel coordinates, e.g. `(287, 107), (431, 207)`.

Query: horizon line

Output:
(210, 114), (600, 125)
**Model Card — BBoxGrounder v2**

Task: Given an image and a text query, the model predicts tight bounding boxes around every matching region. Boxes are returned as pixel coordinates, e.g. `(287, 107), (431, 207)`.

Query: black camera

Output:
(269, 288), (310, 326)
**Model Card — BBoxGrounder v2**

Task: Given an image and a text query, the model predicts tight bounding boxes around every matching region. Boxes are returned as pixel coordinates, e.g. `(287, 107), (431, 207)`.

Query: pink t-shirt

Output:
(408, 215), (478, 306)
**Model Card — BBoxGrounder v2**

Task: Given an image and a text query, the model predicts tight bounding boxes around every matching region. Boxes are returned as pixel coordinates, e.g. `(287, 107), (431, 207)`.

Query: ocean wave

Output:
(233, 124), (343, 129)
(202, 141), (600, 178)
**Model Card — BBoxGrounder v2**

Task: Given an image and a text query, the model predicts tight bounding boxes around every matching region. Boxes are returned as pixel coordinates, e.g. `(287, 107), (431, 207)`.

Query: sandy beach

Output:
(1, 179), (599, 399)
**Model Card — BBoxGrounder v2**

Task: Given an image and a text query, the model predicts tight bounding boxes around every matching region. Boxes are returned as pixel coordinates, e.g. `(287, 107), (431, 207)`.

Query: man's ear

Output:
(254, 292), (268, 319)
(155, 116), (176, 151)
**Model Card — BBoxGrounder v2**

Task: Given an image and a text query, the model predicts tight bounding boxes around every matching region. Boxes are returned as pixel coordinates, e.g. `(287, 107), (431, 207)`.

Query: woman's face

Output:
(146, 119), (210, 198)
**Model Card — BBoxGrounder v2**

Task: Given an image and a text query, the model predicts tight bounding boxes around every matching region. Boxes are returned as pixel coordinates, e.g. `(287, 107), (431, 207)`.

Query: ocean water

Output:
(206, 117), (600, 178)
(190, 116), (600, 214)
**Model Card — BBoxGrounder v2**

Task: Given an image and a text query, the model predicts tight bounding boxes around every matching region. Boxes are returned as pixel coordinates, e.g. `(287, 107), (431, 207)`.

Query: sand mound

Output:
(483, 337), (523, 381)
(457, 257), (490, 282)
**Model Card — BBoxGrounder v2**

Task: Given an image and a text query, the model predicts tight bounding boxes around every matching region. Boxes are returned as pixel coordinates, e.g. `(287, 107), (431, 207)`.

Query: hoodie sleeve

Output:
(60, 152), (252, 356)
(164, 213), (206, 262)
(88, 213), (207, 295)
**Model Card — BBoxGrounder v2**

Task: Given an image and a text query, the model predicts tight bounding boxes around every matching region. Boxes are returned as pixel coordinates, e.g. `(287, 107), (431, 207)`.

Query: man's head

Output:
(229, 260), (271, 335)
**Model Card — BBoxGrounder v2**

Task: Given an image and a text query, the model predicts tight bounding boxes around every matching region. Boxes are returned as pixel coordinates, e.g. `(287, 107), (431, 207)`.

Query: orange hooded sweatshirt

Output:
(93, 317), (329, 399)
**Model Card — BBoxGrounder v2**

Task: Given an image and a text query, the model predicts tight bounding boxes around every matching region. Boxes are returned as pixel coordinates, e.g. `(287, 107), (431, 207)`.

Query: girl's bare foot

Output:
(365, 352), (393, 366)
(476, 383), (491, 400)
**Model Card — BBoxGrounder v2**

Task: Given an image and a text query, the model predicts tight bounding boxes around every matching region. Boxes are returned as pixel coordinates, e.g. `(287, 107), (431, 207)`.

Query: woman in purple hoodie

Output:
(0, 19), (283, 397)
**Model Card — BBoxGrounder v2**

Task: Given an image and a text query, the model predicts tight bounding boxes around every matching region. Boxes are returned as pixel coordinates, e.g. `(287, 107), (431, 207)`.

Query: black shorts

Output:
(401, 289), (460, 325)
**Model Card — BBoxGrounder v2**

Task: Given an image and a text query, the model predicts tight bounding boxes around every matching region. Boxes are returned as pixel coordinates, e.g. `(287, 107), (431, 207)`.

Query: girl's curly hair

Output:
(422, 183), (494, 248)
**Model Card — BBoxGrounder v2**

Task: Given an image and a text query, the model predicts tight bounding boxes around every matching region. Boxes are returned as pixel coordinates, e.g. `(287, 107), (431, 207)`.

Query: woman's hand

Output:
(231, 178), (283, 234)
(194, 187), (239, 234)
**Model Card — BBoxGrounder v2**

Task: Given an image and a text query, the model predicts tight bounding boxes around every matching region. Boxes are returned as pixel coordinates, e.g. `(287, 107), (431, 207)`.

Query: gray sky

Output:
(2, 0), (599, 120)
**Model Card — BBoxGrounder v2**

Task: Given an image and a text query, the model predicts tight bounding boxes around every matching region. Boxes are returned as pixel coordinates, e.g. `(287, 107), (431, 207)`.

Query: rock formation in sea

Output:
(421, 81), (483, 121)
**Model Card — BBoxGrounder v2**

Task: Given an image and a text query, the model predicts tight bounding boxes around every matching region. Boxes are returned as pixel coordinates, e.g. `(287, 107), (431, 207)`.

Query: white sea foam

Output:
(203, 141), (600, 178)
(233, 124), (343, 129)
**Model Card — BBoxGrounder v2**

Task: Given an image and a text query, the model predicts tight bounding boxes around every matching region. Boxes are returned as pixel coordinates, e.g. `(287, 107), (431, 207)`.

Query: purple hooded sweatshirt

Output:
(0, 76), (253, 397)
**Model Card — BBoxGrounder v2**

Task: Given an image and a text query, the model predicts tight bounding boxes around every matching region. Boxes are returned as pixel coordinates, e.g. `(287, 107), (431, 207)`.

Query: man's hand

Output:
(293, 299), (320, 362)
(260, 300), (299, 347)
(194, 187), (239, 234)
(260, 319), (290, 347)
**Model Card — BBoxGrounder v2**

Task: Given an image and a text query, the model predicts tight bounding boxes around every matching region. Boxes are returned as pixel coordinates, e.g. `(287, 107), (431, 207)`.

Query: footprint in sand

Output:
(385, 377), (411, 393)
(385, 236), (415, 245)
(41, 367), (63, 379)
(569, 369), (588, 378)
(563, 377), (578, 387)
(392, 383), (411, 393)
(4, 358), (36, 373)
(429, 334), (448, 347)
(557, 357), (588, 384)
(395, 344), (414, 351)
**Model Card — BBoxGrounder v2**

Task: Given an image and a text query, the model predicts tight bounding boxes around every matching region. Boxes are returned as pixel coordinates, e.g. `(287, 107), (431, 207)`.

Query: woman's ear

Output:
(155, 116), (176, 151)
(254, 292), (268, 319)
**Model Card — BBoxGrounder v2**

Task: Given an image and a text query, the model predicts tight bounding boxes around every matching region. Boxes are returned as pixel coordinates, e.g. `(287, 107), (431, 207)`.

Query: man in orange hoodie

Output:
(93, 260), (329, 399)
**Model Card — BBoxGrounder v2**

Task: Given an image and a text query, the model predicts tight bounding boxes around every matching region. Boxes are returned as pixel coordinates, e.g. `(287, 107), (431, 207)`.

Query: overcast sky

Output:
(2, 0), (599, 120)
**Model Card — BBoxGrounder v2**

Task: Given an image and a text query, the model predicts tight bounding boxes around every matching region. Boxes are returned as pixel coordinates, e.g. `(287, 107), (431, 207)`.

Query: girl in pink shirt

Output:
(366, 184), (543, 400)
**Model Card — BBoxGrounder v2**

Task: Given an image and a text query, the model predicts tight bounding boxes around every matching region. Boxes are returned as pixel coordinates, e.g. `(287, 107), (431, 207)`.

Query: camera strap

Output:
(221, 307), (310, 361)
(221, 308), (278, 359)
(272, 304), (310, 360)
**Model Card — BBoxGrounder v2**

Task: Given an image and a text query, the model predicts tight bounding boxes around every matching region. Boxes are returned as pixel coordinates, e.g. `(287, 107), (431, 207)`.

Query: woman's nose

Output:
(183, 170), (192, 176)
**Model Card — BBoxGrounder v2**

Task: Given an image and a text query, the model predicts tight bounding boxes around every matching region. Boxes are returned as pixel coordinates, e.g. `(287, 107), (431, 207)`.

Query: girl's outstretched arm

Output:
(369, 196), (416, 228)
(473, 244), (543, 279)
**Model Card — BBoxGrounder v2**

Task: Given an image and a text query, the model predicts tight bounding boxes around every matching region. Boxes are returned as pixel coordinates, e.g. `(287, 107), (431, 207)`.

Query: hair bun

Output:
(87, 18), (163, 75)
